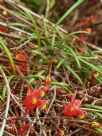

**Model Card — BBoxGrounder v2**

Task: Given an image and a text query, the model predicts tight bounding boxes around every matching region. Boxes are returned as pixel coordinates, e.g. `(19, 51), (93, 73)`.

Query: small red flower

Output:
(63, 92), (85, 118)
(27, 89), (45, 98)
(37, 99), (47, 110)
(18, 123), (30, 135)
(15, 52), (29, 75)
(23, 89), (47, 111)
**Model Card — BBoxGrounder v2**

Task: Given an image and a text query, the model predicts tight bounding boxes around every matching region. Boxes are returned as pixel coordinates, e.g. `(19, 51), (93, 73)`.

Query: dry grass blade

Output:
(0, 67), (11, 136)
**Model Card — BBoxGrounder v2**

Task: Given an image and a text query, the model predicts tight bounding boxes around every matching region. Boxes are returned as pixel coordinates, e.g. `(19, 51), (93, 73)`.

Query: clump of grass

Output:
(0, 0), (102, 135)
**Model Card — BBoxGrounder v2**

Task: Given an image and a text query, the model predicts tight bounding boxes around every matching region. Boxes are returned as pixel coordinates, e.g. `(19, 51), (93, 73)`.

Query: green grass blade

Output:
(53, 0), (84, 29)
(21, 7), (41, 47)
(65, 64), (83, 85)
(94, 112), (102, 118)
(7, 23), (32, 31)
(51, 81), (69, 91)
(68, 30), (90, 36)
(67, 46), (81, 69)
(84, 104), (102, 110)
(2, 75), (14, 99)
(57, 59), (65, 69)
(0, 39), (16, 73)
(79, 58), (102, 74)
(95, 128), (102, 134)
(31, 50), (48, 61)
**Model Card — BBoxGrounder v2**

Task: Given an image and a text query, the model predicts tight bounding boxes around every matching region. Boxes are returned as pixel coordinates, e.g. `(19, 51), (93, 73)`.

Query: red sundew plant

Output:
(73, 20), (91, 30)
(91, 71), (99, 81)
(0, 26), (8, 32)
(18, 123), (30, 135)
(84, 28), (91, 34)
(15, 52), (29, 75)
(23, 89), (47, 111)
(77, 27), (91, 43)
(9, 118), (16, 133)
(63, 91), (85, 118)
(73, 13), (97, 30)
